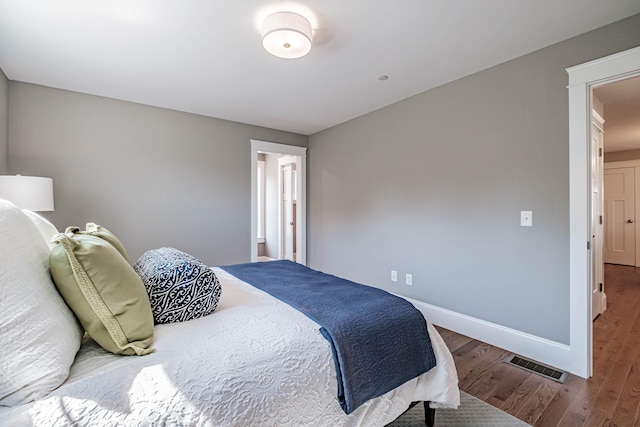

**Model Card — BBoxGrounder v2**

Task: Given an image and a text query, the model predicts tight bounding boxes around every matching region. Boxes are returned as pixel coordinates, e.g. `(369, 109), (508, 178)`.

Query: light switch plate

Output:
(521, 211), (533, 227)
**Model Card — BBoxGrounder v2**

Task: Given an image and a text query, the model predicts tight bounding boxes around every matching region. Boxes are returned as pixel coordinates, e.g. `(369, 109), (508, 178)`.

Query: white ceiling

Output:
(1, 1), (640, 136)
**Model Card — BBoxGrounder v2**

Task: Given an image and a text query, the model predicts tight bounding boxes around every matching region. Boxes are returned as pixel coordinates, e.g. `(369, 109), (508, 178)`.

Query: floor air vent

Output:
(506, 355), (568, 383)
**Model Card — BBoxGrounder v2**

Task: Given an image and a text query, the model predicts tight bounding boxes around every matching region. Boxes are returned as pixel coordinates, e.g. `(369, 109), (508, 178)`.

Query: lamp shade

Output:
(0, 175), (54, 211)
(262, 12), (312, 59)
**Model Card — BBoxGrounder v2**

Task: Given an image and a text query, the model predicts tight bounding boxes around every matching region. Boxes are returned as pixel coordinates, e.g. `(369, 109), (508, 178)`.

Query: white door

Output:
(282, 164), (294, 261)
(604, 167), (636, 266)
(591, 120), (605, 319)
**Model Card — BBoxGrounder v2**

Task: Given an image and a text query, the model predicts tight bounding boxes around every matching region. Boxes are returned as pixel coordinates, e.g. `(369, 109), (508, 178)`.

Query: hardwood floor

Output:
(436, 263), (640, 426)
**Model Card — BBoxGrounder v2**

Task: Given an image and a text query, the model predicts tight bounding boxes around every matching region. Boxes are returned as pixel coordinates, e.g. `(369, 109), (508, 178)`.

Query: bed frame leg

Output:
(423, 401), (435, 427)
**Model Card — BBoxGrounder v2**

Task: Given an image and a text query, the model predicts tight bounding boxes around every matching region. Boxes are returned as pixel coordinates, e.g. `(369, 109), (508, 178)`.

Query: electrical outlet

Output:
(391, 270), (397, 282)
(406, 273), (412, 286)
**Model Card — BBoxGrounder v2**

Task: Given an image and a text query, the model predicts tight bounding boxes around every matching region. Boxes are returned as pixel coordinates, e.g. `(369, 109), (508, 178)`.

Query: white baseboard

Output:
(403, 296), (574, 375)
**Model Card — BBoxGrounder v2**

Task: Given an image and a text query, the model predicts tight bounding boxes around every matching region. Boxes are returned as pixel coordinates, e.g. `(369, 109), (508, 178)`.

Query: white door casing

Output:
(250, 140), (307, 265)
(280, 160), (295, 261)
(568, 46), (640, 378)
(591, 113), (605, 320)
(604, 167), (636, 266)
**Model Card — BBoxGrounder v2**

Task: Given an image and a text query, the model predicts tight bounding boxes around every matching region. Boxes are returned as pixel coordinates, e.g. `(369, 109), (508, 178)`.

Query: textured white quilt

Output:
(0, 267), (459, 426)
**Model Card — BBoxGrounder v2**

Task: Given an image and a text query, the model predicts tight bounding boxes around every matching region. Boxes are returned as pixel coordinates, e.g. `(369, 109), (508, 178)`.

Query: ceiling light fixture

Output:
(261, 11), (312, 59)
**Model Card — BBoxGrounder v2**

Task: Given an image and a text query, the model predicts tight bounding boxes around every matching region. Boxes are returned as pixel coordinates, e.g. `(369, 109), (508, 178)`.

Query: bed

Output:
(0, 200), (459, 426)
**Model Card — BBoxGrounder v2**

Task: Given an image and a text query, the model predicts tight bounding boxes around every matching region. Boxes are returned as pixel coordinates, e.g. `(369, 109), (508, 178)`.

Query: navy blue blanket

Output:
(221, 260), (436, 414)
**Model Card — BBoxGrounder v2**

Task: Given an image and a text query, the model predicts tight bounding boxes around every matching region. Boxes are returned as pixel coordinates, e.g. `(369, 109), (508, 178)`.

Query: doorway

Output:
(568, 46), (640, 378)
(592, 76), (640, 322)
(250, 140), (307, 264)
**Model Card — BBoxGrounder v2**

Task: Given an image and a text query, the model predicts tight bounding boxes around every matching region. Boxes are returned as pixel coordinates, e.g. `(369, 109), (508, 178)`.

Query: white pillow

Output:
(0, 200), (83, 406)
(22, 209), (59, 249)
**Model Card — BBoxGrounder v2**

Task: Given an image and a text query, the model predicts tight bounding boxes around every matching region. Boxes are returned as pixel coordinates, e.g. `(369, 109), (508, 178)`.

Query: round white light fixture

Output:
(261, 11), (312, 59)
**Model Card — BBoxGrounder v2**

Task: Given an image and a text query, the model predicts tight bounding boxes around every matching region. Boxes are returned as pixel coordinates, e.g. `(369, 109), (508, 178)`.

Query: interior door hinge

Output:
(600, 283), (604, 292)
(600, 215), (603, 225)
(599, 147), (603, 157)
(587, 241), (591, 250)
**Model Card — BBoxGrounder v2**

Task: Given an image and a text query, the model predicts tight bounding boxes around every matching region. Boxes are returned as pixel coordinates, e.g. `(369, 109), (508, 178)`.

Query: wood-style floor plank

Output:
(484, 364), (530, 408)
(534, 374), (583, 427)
(498, 374), (544, 419)
(516, 379), (564, 425)
(612, 356), (640, 426)
(436, 263), (640, 426)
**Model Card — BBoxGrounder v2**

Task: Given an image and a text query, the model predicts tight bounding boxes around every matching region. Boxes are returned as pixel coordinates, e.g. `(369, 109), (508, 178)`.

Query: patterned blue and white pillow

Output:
(133, 247), (221, 324)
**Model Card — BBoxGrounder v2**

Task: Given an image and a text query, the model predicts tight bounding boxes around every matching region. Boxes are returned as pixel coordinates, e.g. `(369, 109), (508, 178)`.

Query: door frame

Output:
(568, 46), (640, 378)
(278, 155), (298, 260)
(250, 140), (307, 264)
(591, 110), (605, 320)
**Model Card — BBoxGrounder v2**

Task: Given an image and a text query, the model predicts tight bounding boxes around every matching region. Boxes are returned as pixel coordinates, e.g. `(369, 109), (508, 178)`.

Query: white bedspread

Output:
(0, 267), (459, 426)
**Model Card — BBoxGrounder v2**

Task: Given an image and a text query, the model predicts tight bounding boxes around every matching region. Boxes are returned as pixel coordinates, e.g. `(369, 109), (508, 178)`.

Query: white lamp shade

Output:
(0, 175), (54, 211)
(262, 12), (312, 59)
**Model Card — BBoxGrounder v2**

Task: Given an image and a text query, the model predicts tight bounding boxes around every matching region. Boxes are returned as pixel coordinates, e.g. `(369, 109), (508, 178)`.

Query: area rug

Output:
(389, 391), (532, 426)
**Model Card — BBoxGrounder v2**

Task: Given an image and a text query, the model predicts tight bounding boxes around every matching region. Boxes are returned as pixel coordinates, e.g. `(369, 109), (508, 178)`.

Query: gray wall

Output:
(8, 82), (307, 266)
(307, 14), (640, 345)
(0, 68), (7, 174)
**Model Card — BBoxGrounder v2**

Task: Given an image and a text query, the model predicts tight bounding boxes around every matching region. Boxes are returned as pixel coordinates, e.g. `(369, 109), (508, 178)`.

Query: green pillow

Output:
(50, 227), (154, 356)
(64, 223), (131, 263)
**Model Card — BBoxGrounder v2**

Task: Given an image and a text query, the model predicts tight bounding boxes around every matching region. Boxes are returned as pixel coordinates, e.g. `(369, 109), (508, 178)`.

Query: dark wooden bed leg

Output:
(423, 401), (436, 427)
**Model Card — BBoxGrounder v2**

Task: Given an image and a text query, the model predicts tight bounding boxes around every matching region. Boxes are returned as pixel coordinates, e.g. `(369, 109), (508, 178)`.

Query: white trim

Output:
(568, 46), (640, 378)
(567, 47), (640, 88)
(278, 155), (298, 261)
(257, 160), (266, 240)
(404, 297), (572, 372)
(250, 140), (307, 264)
(591, 109), (606, 319)
(592, 110), (605, 132)
(604, 159), (640, 169)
